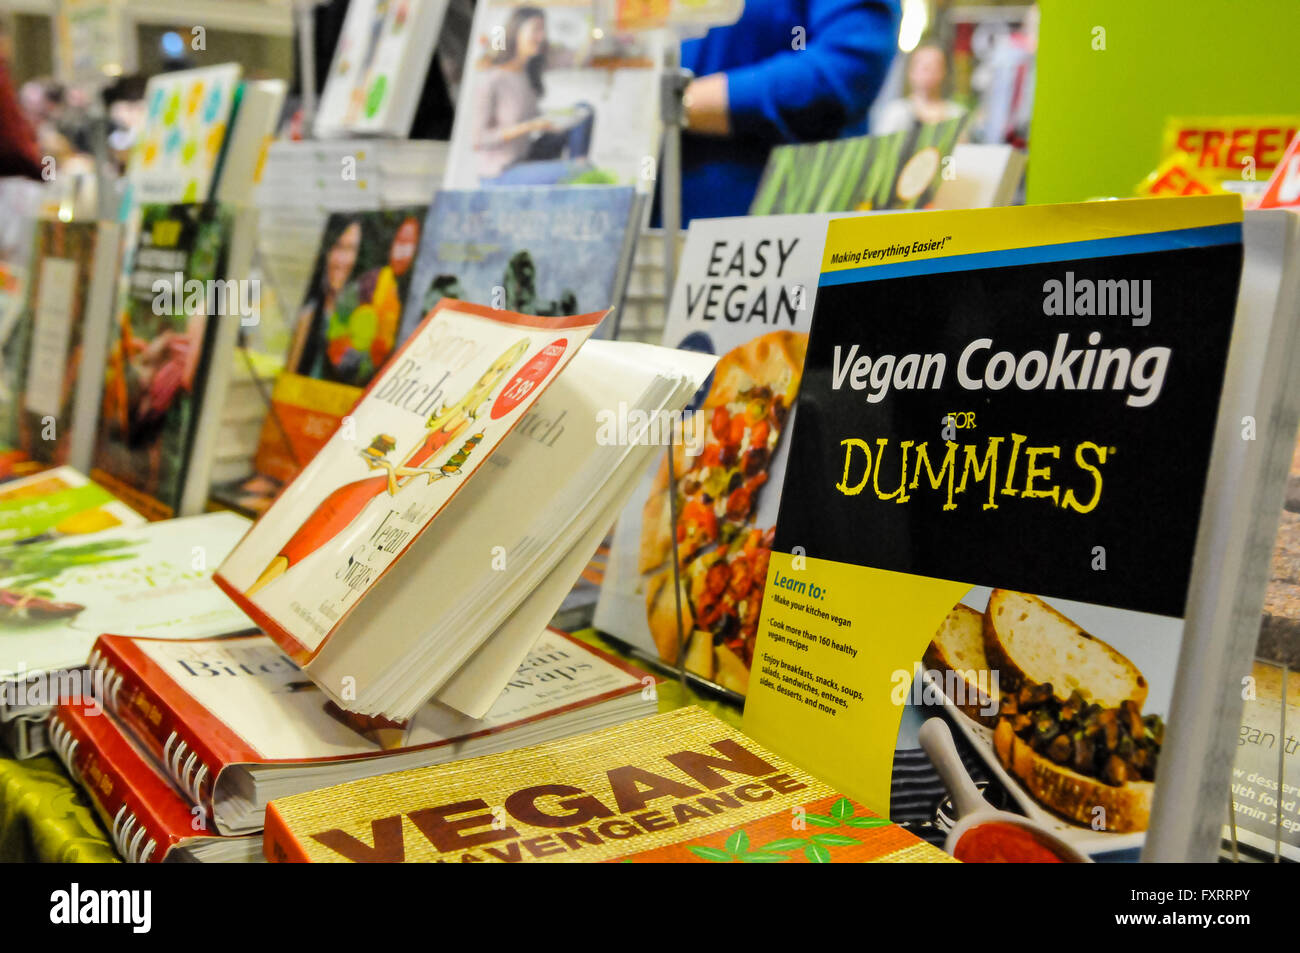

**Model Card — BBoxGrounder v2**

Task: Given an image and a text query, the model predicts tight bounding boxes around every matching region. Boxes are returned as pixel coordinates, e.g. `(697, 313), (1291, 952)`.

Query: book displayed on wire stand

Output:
(738, 198), (1300, 863)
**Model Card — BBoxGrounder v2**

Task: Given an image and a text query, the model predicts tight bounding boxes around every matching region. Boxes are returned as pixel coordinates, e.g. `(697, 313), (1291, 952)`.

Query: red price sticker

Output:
(490, 338), (567, 420)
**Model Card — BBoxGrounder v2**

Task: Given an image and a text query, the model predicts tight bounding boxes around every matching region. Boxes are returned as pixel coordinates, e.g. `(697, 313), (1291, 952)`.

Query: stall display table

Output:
(0, 631), (738, 863)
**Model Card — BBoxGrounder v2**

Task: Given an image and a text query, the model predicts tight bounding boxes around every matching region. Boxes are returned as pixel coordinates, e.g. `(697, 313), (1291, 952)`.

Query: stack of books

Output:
(51, 628), (656, 862)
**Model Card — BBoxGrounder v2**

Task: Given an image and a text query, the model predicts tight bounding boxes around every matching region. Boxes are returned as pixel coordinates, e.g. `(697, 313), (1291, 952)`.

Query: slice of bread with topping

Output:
(982, 589), (1147, 710)
(994, 720), (1153, 832)
(924, 604), (1000, 726)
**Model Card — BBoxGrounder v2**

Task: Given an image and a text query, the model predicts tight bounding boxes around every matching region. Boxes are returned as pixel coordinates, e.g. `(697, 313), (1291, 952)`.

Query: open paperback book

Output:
(0, 511), (255, 726)
(742, 198), (1300, 862)
(50, 704), (263, 863)
(88, 629), (654, 835)
(216, 300), (716, 721)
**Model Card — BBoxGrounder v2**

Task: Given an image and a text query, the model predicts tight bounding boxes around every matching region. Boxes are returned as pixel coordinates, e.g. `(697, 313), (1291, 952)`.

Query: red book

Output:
(48, 703), (260, 863)
(89, 628), (656, 835)
(1258, 133), (1300, 209)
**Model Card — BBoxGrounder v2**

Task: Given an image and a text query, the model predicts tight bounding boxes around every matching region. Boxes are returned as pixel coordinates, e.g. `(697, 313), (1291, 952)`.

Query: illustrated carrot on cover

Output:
(245, 338), (529, 595)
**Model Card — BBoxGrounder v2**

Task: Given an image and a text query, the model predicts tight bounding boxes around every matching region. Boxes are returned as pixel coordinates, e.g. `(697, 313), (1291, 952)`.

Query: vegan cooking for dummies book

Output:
(741, 196), (1294, 862)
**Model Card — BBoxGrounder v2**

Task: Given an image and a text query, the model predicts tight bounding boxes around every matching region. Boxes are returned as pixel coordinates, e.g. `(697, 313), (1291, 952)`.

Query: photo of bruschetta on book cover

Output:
(921, 588), (1167, 846)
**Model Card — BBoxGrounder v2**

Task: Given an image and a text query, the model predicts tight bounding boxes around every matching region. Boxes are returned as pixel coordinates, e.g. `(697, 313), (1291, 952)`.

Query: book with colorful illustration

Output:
(126, 64), (243, 209)
(85, 628), (654, 835)
(12, 219), (121, 471)
(595, 213), (860, 696)
(262, 705), (953, 862)
(91, 202), (254, 520)
(742, 198), (1300, 862)
(0, 466), (144, 546)
(314, 0), (451, 139)
(49, 703), (263, 863)
(400, 186), (640, 343)
(0, 511), (255, 726)
(287, 207), (427, 389)
(215, 300), (713, 724)
(749, 117), (966, 215)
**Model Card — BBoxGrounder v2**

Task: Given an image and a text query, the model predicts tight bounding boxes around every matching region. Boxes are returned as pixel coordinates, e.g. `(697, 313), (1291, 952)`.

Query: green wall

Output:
(1029, 0), (1300, 204)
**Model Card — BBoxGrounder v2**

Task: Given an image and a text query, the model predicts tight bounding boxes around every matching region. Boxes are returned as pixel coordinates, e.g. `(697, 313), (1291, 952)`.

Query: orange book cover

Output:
(262, 706), (954, 863)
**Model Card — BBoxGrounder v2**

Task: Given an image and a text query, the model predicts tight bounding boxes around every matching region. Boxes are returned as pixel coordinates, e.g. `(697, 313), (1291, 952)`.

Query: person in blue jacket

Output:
(674, 0), (901, 223)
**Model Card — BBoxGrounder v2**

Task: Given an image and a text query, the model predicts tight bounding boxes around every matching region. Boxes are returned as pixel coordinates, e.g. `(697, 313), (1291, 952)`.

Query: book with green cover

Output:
(0, 510), (255, 726)
(750, 117), (966, 215)
(0, 466), (143, 545)
(92, 203), (253, 519)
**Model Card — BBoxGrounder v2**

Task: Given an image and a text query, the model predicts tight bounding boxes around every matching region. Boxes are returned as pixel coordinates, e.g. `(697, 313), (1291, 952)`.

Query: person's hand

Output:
(683, 74), (731, 137)
(508, 116), (552, 140)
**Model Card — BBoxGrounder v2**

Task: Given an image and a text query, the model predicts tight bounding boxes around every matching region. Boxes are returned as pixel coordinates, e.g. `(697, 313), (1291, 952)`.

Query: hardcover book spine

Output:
(87, 641), (220, 818)
(48, 708), (175, 863)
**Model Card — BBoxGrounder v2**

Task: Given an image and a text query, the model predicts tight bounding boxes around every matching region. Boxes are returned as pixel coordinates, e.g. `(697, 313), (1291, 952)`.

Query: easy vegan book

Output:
(595, 213), (867, 696)
(742, 198), (1300, 862)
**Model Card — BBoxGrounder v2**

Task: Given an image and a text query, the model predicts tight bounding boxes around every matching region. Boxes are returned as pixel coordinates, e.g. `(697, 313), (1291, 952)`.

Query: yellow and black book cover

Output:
(263, 707), (950, 863)
(743, 196), (1245, 862)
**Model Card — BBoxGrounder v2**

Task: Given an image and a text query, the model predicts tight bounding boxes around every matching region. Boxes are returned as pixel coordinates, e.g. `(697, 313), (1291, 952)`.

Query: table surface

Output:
(0, 630), (741, 863)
